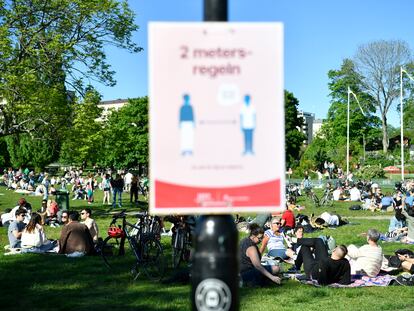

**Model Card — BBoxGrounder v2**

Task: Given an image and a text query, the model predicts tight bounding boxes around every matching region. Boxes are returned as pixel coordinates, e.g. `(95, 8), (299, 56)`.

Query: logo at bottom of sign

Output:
(195, 278), (232, 311)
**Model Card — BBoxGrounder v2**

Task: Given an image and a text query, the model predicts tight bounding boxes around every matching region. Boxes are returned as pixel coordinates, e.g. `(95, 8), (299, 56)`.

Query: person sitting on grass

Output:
(80, 208), (99, 244)
(7, 209), (27, 249)
(347, 229), (383, 277)
(281, 202), (295, 231)
(294, 237), (351, 285)
(58, 211), (95, 256)
(21, 213), (55, 253)
(259, 217), (295, 261)
(1, 197), (31, 226)
(60, 210), (69, 225)
(239, 223), (281, 286)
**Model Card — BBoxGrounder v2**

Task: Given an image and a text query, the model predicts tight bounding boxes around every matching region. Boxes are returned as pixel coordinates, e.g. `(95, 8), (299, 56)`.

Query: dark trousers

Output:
(295, 238), (328, 277)
(130, 187), (138, 203)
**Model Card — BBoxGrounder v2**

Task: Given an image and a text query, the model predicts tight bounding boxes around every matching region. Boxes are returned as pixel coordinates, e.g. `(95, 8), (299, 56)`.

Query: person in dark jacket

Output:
(110, 174), (124, 208)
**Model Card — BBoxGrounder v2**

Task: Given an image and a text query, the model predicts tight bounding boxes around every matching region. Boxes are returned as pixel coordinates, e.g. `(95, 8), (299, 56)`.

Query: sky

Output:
(94, 0), (414, 126)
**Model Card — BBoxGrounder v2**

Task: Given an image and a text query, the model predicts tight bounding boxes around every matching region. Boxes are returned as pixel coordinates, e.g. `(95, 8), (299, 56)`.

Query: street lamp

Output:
(347, 87), (365, 178)
(400, 67), (414, 181)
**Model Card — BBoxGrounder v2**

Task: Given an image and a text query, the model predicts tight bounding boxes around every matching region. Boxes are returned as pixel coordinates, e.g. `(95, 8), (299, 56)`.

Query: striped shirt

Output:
(264, 229), (285, 251)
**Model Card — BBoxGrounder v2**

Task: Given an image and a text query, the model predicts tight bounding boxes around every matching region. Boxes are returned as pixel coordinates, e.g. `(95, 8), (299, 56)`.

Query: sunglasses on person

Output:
(272, 222), (281, 225)
(80, 212), (86, 215)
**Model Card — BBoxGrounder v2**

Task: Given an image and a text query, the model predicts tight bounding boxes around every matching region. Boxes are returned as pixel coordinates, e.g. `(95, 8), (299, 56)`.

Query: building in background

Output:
(298, 110), (315, 145)
(97, 98), (128, 121)
(312, 119), (323, 138)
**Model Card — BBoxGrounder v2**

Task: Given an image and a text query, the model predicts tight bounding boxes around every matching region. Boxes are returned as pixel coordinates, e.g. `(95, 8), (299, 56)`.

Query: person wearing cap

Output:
(7, 209), (27, 248)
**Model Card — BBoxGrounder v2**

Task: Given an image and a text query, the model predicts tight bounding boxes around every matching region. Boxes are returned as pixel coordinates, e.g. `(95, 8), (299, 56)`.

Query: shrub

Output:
(355, 165), (385, 179)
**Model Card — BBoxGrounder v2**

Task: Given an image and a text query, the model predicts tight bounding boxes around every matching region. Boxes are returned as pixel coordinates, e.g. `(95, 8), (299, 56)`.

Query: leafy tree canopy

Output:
(0, 0), (141, 137)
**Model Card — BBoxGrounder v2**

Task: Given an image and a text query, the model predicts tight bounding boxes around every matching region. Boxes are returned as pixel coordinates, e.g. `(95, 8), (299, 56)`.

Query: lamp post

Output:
(347, 87), (365, 178)
(400, 67), (414, 181)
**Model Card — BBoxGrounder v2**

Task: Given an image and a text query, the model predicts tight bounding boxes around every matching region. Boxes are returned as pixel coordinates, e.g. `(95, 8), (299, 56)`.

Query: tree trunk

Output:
(381, 113), (389, 153)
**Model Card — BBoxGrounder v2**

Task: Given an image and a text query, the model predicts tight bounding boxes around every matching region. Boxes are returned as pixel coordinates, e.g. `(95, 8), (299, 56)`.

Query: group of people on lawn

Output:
(3, 197), (99, 256)
(240, 195), (414, 287)
(240, 220), (414, 287)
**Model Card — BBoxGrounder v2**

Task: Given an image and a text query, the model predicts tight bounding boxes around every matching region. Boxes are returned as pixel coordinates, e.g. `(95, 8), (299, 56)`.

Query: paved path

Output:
(347, 215), (392, 220)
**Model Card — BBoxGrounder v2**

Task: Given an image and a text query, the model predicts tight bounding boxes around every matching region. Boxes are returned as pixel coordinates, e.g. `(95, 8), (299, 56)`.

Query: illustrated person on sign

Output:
(240, 94), (256, 155)
(179, 94), (195, 156)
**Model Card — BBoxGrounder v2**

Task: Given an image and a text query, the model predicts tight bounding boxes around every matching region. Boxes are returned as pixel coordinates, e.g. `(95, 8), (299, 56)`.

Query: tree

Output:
(59, 89), (103, 166)
(325, 59), (380, 163)
(285, 90), (306, 168)
(0, 0), (141, 138)
(97, 97), (148, 169)
(353, 40), (412, 153)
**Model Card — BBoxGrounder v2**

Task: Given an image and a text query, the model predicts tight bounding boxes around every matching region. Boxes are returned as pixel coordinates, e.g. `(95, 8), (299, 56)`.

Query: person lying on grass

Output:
(240, 223), (281, 287)
(294, 237), (351, 285)
(347, 229), (383, 277)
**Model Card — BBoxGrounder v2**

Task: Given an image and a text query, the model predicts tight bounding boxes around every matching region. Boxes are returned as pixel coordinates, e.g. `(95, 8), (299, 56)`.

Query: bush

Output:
(364, 152), (394, 167)
(355, 165), (385, 179)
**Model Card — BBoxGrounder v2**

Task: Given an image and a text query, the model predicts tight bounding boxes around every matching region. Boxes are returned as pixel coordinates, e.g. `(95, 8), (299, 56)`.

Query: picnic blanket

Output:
(290, 273), (397, 287)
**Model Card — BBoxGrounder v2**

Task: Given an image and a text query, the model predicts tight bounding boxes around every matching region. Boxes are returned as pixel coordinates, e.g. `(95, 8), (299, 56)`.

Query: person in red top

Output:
(281, 200), (295, 231)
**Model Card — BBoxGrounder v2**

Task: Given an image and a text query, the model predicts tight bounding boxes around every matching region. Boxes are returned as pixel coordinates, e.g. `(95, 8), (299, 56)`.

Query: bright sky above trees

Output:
(94, 0), (414, 126)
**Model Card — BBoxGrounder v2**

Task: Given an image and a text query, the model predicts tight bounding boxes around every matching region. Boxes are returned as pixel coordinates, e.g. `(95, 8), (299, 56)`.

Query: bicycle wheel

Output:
(171, 229), (185, 268)
(141, 236), (164, 281)
(312, 193), (320, 206)
(101, 236), (140, 279)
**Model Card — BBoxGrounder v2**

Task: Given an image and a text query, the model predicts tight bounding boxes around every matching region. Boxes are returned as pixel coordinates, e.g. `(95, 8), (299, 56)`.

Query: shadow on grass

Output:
(0, 253), (190, 311)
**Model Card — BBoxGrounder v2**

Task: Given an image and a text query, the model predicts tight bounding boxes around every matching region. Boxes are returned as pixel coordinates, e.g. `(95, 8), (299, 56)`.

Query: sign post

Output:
(149, 1), (284, 310)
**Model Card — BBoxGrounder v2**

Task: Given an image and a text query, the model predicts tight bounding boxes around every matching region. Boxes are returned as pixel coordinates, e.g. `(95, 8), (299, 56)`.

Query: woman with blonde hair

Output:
(21, 213), (55, 253)
(260, 217), (295, 260)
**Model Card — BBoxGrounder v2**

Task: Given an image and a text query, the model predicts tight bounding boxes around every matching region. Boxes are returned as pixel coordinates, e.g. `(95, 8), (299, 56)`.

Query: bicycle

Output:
(319, 189), (334, 207)
(100, 210), (165, 281)
(166, 215), (195, 269)
(303, 186), (320, 206)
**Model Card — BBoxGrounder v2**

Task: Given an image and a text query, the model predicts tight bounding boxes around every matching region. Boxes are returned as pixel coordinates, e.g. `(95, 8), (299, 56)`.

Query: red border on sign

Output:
(155, 179), (280, 208)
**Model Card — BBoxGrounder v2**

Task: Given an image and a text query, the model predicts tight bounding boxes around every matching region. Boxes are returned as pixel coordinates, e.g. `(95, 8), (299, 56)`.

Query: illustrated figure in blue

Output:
(240, 94), (256, 155)
(179, 94), (195, 156)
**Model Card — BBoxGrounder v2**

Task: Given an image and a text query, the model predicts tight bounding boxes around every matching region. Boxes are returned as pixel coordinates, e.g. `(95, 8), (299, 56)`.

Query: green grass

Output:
(1, 186), (414, 310)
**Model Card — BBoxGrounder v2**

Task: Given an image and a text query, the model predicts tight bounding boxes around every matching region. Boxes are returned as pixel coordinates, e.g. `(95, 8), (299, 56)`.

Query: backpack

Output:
(349, 205), (362, 211)
(318, 235), (336, 254)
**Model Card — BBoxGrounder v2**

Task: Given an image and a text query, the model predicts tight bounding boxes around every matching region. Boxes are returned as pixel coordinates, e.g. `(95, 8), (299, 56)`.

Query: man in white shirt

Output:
(332, 187), (343, 201)
(124, 171), (133, 192)
(347, 229), (383, 277)
(349, 184), (362, 202)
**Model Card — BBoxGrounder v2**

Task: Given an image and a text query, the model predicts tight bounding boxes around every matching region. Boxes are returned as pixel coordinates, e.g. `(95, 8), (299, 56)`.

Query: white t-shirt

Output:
(333, 189), (342, 201)
(349, 187), (361, 201)
(320, 212), (339, 226)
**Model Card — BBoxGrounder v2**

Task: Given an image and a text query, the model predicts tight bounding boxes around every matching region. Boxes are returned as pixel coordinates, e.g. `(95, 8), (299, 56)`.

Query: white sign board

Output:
(149, 22), (285, 215)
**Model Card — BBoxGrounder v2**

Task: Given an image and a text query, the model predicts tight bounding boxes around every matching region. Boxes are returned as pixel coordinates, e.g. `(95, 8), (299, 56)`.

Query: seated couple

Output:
(18, 211), (95, 256)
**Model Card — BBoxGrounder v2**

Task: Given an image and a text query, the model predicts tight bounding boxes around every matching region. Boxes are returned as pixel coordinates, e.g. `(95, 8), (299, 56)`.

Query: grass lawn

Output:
(0, 185), (414, 310)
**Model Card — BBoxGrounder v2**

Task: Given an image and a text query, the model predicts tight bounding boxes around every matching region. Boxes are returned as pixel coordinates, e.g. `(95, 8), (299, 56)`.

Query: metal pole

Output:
(400, 67), (404, 181)
(192, 1), (238, 311)
(347, 87), (350, 178)
(204, 0), (228, 21)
